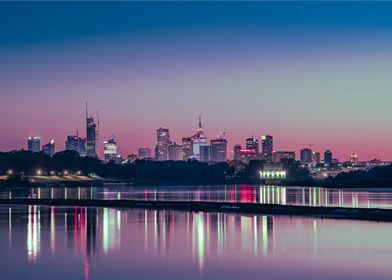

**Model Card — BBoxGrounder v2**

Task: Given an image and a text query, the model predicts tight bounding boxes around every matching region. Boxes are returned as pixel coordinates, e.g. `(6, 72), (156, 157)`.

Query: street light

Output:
(7, 169), (13, 176)
(77, 171), (82, 176)
(50, 171), (55, 176)
(36, 169), (42, 176)
(63, 170), (68, 176)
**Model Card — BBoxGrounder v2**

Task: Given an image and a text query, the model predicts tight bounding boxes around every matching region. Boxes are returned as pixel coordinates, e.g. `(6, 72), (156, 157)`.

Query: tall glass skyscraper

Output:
(261, 135), (273, 162)
(27, 135), (41, 152)
(156, 127), (170, 161)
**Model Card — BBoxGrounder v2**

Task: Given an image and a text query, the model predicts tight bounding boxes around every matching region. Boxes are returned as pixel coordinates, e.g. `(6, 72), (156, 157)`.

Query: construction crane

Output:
(218, 131), (232, 139)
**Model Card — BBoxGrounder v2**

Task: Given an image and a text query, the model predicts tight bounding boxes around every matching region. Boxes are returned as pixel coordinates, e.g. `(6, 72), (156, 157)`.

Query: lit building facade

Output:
(86, 116), (97, 158)
(273, 151), (296, 163)
(103, 138), (117, 162)
(210, 137), (227, 162)
(261, 135), (273, 162)
(156, 127), (170, 161)
(312, 152), (321, 164)
(233, 144), (242, 161)
(65, 135), (86, 156)
(27, 135), (41, 153)
(168, 142), (184, 161)
(138, 148), (152, 160)
(246, 137), (259, 155)
(200, 145), (211, 163)
(42, 139), (55, 157)
(191, 115), (208, 161)
(182, 137), (193, 161)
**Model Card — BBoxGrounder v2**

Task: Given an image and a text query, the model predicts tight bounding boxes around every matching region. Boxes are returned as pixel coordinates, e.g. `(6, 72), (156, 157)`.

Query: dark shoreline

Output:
(1, 198), (392, 222)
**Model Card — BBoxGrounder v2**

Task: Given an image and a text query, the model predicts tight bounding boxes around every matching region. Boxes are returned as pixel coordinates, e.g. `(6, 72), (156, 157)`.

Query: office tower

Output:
(312, 152), (321, 164)
(273, 151), (296, 163)
(138, 148), (152, 160)
(246, 136), (259, 155)
(156, 127), (170, 161)
(199, 145), (211, 163)
(261, 135), (273, 162)
(103, 137), (117, 162)
(210, 137), (228, 162)
(234, 144), (242, 161)
(86, 102), (98, 158)
(27, 135), (41, 152)
(168, 142), (184, 161)
(239, 149), (258, 164)
(324, 150), (333, 165)
(192, 114), (208, 161)
(182, 137), (193, 160)
(300, 148), (313, 164)
(65, 135), (86, 156)
(42, 139), (55, 156)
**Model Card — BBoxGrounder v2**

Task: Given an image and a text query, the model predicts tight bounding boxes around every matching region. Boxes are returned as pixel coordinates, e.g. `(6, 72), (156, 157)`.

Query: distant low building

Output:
(233, 144), (242, 161)
(259, 163), (286, 184)
(103, 137), (117, 162)
(273, 151), (295, 163)
(300, 148), (312, 164)
(138, 147), (152, 160)
(168, 142), (183, 161)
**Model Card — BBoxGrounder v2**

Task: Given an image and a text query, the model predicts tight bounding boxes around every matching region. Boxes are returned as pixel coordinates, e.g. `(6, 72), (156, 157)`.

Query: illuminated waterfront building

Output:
(137, 147), (152, 160)
(210, 137), (227, 162)
(300, 148), (313, 164)
(261, 135), (273, 162)
(182, 137), (193, 160)
(42, 139), (55, 156)
(168, 142), (184, 161)
(103, 137), (117, 162)
(324, 150), (333, 165)
(273, 151), (295, 163)
(65, 135), (86, 156)
(27, 135), (41, 153)
(156, 127), (170, 161)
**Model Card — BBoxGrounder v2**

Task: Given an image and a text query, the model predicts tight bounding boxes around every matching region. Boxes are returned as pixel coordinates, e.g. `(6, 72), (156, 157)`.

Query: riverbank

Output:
(1, 198), (392, 222)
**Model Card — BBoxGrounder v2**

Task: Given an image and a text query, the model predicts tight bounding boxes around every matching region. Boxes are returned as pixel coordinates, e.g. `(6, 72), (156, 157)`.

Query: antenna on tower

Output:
(76, 129), (79, 155)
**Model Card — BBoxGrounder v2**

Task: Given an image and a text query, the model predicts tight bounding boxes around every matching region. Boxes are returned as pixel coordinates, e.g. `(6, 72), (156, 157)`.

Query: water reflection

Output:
(3, 185), (392, 209)
(2, 206), (392, 280)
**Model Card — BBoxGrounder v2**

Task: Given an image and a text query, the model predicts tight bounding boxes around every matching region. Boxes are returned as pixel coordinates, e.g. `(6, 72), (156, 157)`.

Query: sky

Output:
(1, 1), (392, 161)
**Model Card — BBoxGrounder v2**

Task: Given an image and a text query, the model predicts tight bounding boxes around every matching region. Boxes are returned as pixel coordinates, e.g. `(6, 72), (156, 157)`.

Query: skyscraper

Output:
(300, 148), (313, 164)
(324, 150), (333, 165)
(42, 139), (55, 156)
(191, 114), (208, 161)
(246, 136), (259, 155)
(182, 137), (193, 161)
(199, 145), (212, 163)
(168, 142), (183, 161)
(86, 102), (98, 158)
(65, 135), (86, 156)
(103, 137), (117, 162)
(312, 152), (321, 164)
(261, 135), (273, 162)
(27, 135), (41, 152)
(210, 137), (227, 162)
(156, 127), (170, 161)
(138, 148), (152, 160)
(234, 144), (242, 161)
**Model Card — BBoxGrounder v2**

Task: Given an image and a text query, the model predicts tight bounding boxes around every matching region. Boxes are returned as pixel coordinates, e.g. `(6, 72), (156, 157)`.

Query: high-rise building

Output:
(239, 149), (258, 164)
(138, 148), (152, 160)
(103, 137), (117, 162)
(210, 137), (227, 162)
(300, 148), (313, 164)
(156, 127), (170, 161)
(246, 136), (259, 155)
(65, 135), (86, 156)
(200, 145), (211, 163)
(42, 139), (55, 157)
(261, 135), (273, 162)
(168, 142), (184, 161)
(27, 135), (41, 153)
(324, 150), (333, 165)
(273, 151), (295, 163)
(234, 144), (242, 161)
(182, 137), (193, 161)
(86, 102), (98, 158)
(191, 115), (208, 161)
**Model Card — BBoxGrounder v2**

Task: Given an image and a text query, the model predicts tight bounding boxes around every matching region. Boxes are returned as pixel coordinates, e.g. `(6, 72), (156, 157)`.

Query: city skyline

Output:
(2, 2), (392, 160)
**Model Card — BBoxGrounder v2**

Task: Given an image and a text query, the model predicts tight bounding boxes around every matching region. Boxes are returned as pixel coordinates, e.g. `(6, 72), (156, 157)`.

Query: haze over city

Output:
(1, 2), (392, 160)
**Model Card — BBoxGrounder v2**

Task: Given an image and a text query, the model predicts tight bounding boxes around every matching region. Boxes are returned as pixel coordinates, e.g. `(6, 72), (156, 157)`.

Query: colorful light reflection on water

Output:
(1, 206), (392, 280)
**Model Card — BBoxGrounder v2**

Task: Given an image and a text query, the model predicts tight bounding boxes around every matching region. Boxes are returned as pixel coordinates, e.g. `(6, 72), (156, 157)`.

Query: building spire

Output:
(198, 113), (202, 131)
